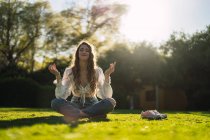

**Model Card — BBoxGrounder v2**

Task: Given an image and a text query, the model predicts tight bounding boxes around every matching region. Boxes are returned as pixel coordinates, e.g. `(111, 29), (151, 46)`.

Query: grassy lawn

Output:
(0, 108), (210, 140)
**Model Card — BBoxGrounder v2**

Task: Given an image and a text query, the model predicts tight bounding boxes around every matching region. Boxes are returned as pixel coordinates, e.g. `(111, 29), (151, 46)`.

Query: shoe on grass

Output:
(152, 110), (167, 119)
(141, 110), (161, 120)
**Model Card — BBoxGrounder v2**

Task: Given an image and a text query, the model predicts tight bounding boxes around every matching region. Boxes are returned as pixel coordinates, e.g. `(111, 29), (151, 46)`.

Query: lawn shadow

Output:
(69, 118), (110, 128)
(0, 116), (65, 129)
(0, 116), (111, 129)
(0, 108), (53, 112)
(164, 111), (210, 117)
(185, 111), (210, 118)
(198, 112), (210, 117)
(112, 109), (140, 114)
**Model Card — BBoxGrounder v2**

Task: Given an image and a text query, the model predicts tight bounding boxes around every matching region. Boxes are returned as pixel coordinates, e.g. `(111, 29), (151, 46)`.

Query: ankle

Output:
(80, 111), (88, 117)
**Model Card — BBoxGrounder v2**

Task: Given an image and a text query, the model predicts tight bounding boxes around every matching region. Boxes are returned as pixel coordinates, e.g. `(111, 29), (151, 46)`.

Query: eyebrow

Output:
(80, 47), (89, 50)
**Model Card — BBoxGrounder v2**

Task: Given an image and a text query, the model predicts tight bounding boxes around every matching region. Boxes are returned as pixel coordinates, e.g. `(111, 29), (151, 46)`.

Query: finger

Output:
(110, 63), (114, 69)
(52, 64), (57, 70)
(53, 63), (57, 68)
(111, 65), (115, 71)
(50, 66), (54, 71)
(113, 61), (116, 67)
(112, 62), (116, 70)
(111, 63), (115, 72)
(49, 65), (53, 71)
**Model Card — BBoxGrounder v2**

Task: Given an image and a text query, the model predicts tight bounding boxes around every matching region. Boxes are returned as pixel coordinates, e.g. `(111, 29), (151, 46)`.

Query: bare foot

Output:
(63, 115), (78, 123)
(80, 111), (89, 118)
(63, 110), (88, 123)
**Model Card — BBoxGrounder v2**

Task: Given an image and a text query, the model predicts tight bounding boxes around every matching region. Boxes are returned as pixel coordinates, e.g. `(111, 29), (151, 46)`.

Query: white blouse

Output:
(54, 67), (113, 102)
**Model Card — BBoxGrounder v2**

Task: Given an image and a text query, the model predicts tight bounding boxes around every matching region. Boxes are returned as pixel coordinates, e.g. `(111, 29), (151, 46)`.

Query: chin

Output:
(79, 57), (89, 61)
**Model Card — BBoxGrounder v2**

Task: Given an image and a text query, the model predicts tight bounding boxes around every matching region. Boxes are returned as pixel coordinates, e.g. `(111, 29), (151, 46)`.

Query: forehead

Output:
(79, 44), (90, 50)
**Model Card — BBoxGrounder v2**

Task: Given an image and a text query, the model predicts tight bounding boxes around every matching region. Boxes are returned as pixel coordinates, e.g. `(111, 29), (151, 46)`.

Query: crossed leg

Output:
(51, 98), (116, 122)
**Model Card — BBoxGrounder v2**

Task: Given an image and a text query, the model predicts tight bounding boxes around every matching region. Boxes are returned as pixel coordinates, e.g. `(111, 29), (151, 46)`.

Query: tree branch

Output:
(14, 36), (35, 61)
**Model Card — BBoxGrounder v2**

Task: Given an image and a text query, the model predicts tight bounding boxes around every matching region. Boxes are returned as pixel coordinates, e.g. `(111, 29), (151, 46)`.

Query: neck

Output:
(79, 60), (88, 71)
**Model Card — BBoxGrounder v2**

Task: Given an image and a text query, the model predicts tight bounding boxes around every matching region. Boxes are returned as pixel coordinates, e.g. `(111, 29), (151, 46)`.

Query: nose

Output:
(80, 50), (85, 53)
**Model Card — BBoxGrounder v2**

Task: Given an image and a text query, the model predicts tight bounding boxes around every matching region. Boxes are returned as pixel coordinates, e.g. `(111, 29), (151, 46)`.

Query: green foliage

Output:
(98, 43), (132, 108)
(160, 26), (210, 109)
(0, 0), (50, 69)
(0, 108), (210, 140)
(0, 65), (28, 78)
(1, 1), (210, 110)
(98, 42), (164, 109)
(189, 89), (210, 110)
(0, 0), (127, 72)
(132, 42), (163, 84)
(0, 77), (40, 107)
(0, 77), (54, 107)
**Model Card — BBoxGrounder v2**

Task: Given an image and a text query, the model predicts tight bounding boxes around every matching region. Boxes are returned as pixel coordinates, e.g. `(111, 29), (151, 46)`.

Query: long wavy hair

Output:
(71, 41), (97, 93)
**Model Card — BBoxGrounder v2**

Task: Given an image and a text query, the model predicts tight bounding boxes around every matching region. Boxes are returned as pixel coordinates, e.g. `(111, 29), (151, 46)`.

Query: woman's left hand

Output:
(105, 62), (116, 76)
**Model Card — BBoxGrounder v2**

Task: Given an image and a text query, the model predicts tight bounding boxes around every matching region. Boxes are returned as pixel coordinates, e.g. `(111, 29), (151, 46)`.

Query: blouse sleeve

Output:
(96, 67), (113, 99)
(54, 67), (72, 99)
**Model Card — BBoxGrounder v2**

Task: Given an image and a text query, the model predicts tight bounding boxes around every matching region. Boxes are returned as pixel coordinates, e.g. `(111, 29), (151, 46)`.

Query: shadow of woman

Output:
(0, 116), (110, 129)
(0, 116), (65, 129)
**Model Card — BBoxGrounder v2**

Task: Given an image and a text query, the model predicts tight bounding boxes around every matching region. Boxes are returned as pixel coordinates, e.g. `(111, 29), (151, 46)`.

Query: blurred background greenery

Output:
(0, 0), (210, 110)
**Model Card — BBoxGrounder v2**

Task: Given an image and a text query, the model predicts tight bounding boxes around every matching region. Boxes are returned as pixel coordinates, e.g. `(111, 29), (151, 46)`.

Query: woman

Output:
(48, 41), (116, 122)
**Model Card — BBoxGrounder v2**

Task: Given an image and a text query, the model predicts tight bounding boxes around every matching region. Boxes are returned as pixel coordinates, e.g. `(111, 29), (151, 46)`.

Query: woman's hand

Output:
(48, 63), (60, 76)
(105, 62), (116, 76)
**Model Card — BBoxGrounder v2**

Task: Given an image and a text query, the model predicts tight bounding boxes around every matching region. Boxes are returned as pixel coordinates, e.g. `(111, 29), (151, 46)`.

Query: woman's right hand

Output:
(48, 63), (60, 76)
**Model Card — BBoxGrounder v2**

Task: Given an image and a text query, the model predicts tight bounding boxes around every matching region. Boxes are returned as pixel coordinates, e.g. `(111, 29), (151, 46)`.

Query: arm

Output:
(96, 67), (113, 99)
(49, 64), (72, 99)
(96, 62), (116, 99)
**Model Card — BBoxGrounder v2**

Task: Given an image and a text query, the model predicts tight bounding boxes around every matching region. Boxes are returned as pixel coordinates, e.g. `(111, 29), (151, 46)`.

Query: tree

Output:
(0, 0), (50, 71)
(132, 42), (163, 85)
(98, 42), (163, 108)
(0, 0), (127, 72)
(160, 26), (210, 110)
(36, 0), (127, 71)
(59, 0), (127, 49)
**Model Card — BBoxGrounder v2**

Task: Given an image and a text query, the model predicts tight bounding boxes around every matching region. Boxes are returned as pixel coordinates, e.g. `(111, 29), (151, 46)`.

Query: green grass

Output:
(0, 108), (210, 140)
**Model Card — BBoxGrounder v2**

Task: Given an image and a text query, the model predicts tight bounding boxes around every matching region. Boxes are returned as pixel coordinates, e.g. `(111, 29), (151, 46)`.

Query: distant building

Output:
(139, 85), (188, 110)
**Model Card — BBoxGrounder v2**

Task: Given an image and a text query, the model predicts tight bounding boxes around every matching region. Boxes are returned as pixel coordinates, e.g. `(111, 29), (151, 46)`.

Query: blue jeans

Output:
(51, 96), (116, 116)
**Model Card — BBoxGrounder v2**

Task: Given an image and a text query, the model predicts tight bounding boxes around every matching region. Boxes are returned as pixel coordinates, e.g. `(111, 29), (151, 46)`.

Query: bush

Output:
(0, 66), (28, 79)
(0, 77), (55, 108)
(29, 68), (55, 86)
(190, 89), (210, 110)
(36, 85), (55, 108)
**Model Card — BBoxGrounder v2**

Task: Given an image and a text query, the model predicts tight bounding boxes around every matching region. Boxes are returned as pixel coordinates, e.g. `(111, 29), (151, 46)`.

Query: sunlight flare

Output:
(120, 0), (170, 43)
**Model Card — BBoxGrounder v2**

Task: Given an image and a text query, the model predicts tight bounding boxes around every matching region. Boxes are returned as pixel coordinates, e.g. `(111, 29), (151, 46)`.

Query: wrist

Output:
(105, 75), (111, 84)
(104, 73), (110, 78)
(55, 72), (61, 77)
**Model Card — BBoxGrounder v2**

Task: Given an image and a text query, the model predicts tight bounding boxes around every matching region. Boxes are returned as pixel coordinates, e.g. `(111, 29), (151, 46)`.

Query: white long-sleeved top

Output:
(54, 67), (113, 101)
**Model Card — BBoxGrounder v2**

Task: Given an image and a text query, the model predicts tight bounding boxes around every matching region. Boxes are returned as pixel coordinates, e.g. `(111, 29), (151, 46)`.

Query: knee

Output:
(51, 98), (65, 111)
(106, 98), (116, 107)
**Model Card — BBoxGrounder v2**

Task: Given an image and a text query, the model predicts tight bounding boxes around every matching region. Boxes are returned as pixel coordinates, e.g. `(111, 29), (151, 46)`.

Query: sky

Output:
(48, 0), (210, 45)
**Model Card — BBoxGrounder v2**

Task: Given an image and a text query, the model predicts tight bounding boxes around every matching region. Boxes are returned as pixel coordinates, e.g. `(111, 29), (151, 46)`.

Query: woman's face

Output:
(78, 44), (90, 61)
